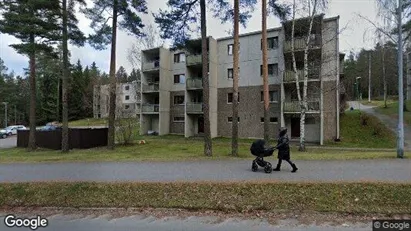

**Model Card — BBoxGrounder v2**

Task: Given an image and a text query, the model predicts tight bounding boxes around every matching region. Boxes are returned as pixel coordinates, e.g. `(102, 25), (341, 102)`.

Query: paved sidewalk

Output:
(0, 159), (410, 183)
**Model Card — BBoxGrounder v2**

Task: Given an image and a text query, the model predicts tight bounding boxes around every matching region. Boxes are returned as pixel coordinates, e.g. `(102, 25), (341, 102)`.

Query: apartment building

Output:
(138, 14), (342, 144)
(93, 81), (141, 119)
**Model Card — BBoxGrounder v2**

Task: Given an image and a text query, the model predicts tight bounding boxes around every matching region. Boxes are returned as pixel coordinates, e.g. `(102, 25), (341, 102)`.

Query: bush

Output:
(115, 118), (140, 145)
(360, 113), (369, 126)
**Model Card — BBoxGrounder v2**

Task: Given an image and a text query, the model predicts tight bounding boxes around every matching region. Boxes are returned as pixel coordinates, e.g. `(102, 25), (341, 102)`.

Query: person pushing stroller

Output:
(273, 127), (298, 173)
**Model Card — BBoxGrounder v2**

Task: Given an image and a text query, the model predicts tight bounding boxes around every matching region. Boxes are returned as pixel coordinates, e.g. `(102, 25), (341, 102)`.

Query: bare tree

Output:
(127, 24), (165, 68)
(290, 0), (327, 151)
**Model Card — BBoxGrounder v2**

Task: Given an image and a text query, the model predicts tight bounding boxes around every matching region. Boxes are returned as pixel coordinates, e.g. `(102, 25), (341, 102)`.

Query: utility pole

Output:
(397, 0), (404, 158)
(368, 51), (371, 103)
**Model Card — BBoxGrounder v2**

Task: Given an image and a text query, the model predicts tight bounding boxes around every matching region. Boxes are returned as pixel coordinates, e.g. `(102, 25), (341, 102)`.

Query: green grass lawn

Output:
(325, 110), (396, 148)
(375, 100), (411, 125)
(0, 134), (406, 163)
(1, 182), (410, 214)
(361, 99), (395, 107)
(68, 118), (108, 127)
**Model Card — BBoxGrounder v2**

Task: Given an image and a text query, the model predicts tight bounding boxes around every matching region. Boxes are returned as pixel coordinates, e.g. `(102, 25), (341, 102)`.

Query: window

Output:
(125, 105), (130, 110)
(125, 85), (129, 91)
(260, 117), (278, 123)
(228, 44), (233, 55)
(261, 91), (279, 102)
(174, 74), (185, 84)
(227, 68), (233, 79)
(227, 92), (240, 103)
(227, 67), (240, 79)
(174, 53), (185, 63)
(174, 95), (185, 105)
(125, 95), (130, 100)
(261, 37), (278, 50)
(228, 117), (240, 122)
(260, 64), (278, 76)
(173, 116), (185, 122)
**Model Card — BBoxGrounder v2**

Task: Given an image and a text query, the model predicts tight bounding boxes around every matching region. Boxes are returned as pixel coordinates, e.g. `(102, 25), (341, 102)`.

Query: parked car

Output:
(3, 125), (27, 136)
(0, 129), (7, 139)
(39, 124), (60, 131)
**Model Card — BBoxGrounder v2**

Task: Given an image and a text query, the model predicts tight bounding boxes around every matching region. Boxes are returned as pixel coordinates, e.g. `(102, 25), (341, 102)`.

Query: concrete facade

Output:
(135, 14), (342, 144)
(93, 81), (141, 119)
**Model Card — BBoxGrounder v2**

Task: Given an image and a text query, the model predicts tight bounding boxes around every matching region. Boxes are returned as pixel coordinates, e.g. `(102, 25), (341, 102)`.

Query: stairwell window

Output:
(261, 90), (279, 102)
(261, 37), (278, 50)
(227, 92), (240, 103)
(228, 44), (233, 55)
(174, 53), (185, 63)
(174, 74), (185, 84)
(125, 95), (130, 100)
(260, 117), (278, 123)
(228, 117), (240, 123)
(260, 64), (278, 76)
(228, 67), (240, 79)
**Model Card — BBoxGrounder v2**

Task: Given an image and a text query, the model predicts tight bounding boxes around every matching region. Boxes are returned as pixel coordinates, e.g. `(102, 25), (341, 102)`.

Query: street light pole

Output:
(397, 0), (404, 158)
(368, 52), (371, 103)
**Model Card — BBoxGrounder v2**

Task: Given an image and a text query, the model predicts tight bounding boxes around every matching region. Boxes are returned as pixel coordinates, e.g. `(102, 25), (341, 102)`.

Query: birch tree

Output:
(290, 0), (327, 151)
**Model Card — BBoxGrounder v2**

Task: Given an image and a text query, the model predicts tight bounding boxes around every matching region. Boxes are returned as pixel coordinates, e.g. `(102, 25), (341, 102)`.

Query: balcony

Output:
(284, 35), (321, 52)
(283, 67), (320, 82)
(186, 54), (202, 66)
(186, 103), (203, 114)
(141, 104), (159, 113)
(142, 83), (159, 93)
(142, 60), (160, 72)
(186, 78), (203, 89)
(283, 101), (320, 113)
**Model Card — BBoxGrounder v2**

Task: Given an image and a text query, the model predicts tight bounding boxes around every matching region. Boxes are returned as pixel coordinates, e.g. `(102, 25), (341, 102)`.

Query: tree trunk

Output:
(262, 0), (270, 143)
(107, 0), (118, 150)
(382, 46), (387, 108)
(61, 0), (69, 152)
(231, 0), (239, 156)
(200, 0), (212, 156)
(28, 33), (36, 151)
(291, 0), (303, 149)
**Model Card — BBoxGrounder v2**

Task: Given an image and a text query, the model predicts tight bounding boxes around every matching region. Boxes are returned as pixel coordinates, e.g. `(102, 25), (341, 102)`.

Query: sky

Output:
(0, 0), (383, 77)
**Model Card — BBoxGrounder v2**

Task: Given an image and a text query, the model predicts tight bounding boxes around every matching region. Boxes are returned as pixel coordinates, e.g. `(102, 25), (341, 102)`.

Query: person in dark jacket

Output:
(273, 127), (298, 172)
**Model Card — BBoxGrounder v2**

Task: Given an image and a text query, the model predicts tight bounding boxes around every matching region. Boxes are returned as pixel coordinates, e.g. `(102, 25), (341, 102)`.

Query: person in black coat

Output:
(273, 127), (298, 172)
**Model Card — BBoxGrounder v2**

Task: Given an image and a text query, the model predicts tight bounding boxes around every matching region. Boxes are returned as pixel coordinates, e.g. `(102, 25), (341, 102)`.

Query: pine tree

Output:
(82, 0), (148, 150)
(0, 0), (61, 151)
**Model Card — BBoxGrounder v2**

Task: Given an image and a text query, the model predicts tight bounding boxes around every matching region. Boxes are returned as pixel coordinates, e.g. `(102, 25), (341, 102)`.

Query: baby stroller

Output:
(250, 139), (275, 173)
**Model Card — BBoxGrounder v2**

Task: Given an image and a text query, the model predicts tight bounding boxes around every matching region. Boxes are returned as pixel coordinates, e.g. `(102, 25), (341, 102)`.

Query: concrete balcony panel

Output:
(186, 103), (203, 114)
(283, 101), (320, 113)
(142, 83), (159, 93)
(186, 77), (203, 90)
(284, 35), (321, 52)
(142, 60), (160, 72)
(142, 104), (159, 113)
(283, 67), (320, 82)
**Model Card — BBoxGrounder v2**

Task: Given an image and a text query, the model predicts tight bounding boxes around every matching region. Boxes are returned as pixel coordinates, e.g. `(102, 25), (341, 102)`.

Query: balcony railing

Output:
(284, 35), (321, 52)
(142, 60), (160, 71)
(142, 83), (159, 92)
(186, 78), (203, 89)
(186, 54), (202, 66)
(283, 67), (320, 82)
(283, 101), (320, 113)
(141, 104), (159, 113)
(186, 103), (203, 114)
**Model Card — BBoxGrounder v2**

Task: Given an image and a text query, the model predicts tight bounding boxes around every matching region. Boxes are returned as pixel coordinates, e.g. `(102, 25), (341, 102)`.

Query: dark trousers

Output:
(276, 158), (294, 167)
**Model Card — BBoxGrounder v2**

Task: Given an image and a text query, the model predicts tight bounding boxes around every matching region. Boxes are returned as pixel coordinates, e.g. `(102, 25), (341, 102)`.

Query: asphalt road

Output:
(0, 136), (16, 149)
(0, 214), (372, 231)
(0, 159), (410, 183)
